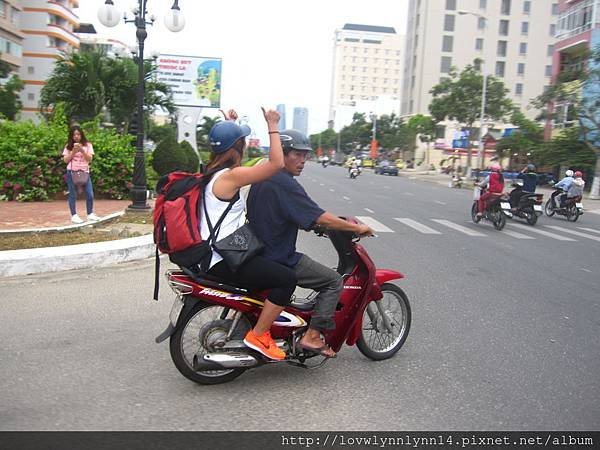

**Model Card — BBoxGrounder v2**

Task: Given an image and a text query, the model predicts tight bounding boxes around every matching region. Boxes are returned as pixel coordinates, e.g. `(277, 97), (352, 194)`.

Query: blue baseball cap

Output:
(209, 121), (251, 154)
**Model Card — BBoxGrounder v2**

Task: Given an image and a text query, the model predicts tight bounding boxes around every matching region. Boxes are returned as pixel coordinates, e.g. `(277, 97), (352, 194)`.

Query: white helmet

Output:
(565, 169), (574, 177)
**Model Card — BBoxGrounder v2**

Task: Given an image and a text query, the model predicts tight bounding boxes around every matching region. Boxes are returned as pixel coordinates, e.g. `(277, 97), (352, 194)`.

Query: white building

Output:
(329, 23), (405, 131)
(402, 0), (559, 169)
(403, 0), (558, 118)
(19, 0), (80, 121)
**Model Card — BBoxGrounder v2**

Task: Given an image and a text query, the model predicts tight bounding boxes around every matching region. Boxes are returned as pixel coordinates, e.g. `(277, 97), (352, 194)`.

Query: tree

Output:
(179, 140), (200, 173)
(40, 49), (175, 129)
(196, 115), (220, 152)
(495, 109), (544, 168)
(533, 46), (600, 198)
(408, 114), (436, 165)
(429, 60), (513, 173)
(151, 135), (188, 175)
(0, 54), (24, 120)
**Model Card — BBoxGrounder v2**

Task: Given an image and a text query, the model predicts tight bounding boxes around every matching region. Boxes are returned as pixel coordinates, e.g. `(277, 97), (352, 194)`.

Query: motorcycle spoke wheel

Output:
(357, 284), (411, 361)
(169, 302), (251, 385)
(492, 210), (506, 230)
(471, 203), (481, 224)
(566, 206), (579, 222)
(525, 209), (537, 226)
(544, 199), (555, 217)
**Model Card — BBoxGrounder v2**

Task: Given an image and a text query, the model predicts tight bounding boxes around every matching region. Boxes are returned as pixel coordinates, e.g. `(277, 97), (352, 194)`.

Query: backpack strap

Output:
(153, 246), (160, 301)
(202, 189), (238, 246)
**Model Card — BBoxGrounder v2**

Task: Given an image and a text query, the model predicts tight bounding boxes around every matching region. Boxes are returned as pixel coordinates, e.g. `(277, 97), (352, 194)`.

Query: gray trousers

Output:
(294, 254), (343, 331)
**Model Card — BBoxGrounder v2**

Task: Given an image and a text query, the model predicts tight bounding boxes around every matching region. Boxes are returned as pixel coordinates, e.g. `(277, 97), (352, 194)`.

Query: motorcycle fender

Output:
(155, 296), (202, 344)
(346, 269), (405, 346)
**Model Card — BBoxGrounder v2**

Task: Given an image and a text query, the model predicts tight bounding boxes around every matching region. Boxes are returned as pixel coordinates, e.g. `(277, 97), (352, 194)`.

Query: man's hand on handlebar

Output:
(356, 224), (374, 237)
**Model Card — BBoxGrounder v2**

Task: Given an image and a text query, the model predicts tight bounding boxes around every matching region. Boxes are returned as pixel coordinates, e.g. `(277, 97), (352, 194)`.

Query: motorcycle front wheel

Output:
(491, 209), (506, 231)
(544, 199), (555, 217)
(357, 283), (411, 361)
(471, 203), (481, 223)
(170, 301), (251, 385)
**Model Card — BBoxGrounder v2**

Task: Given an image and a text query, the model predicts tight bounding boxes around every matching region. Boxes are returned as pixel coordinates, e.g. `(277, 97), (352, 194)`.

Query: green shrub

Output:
(179, 140), (200, 173)
(151, 136), (188, 175)
(0, 107), (134, 201)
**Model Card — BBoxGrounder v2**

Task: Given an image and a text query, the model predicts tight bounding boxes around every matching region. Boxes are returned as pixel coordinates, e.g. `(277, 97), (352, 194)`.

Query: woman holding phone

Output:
(62, 125), (100, 223)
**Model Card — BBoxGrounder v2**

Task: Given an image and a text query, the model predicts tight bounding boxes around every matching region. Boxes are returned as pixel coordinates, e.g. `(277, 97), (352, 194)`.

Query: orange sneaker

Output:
(243, 330), (286, 361)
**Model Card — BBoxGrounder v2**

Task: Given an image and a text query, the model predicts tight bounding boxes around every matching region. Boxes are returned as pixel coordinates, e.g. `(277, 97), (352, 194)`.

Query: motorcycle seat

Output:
(178, 266), (256, 296)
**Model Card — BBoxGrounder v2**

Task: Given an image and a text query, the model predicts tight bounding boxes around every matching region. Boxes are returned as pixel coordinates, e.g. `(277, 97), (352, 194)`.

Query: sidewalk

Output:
(0, 199), (155, 278)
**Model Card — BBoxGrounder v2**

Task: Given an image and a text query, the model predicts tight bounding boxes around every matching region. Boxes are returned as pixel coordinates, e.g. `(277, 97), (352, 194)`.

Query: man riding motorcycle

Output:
(477, 163), (504, 218)
(509, 164), (537, 210)
(553, 169), (575, 208)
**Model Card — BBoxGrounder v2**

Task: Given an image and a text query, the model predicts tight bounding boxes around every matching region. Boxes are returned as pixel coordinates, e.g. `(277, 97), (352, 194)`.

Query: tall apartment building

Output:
(402, 0), (558, 119)
(0, 0), (24, 73)
(19, 0), (80, 121)
(292, 107), (308, 136)
(550, 0), (600, 129)
(328, 23), (404, 130)
(276, 103), (286, 130)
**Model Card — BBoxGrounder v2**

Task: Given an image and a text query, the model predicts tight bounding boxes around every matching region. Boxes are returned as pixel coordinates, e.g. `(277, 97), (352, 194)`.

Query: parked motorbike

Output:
(156, 219), (411, 385)
(321, 157), (329, 168)
(449, 175), (463, 188)
(544, 187), (583, 222)
(471, 186), (512, 231)
(507, 184), (543, 226)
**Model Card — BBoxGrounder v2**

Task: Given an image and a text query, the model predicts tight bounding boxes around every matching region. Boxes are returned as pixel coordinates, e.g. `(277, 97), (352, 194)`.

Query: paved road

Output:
(1, 163), (599, 431)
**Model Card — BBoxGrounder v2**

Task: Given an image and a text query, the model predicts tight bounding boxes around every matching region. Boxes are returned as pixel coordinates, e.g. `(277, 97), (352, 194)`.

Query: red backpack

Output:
(152, 171), (209, 299)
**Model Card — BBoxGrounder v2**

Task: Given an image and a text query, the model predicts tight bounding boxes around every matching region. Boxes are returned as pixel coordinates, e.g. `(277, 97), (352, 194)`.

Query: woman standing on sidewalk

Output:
(62, 125), (100, 224)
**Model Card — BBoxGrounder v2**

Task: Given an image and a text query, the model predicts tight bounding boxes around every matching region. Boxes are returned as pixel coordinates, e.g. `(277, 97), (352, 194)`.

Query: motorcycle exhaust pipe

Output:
(193, 352), (260, 371)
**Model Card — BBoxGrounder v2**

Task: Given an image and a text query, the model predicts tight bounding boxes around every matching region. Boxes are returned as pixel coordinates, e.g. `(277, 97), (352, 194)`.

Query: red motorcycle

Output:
(155, 218), (411, 385)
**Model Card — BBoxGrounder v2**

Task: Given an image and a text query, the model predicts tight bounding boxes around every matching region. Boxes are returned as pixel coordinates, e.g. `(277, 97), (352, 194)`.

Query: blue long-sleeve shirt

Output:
(555, 176), (574, 191)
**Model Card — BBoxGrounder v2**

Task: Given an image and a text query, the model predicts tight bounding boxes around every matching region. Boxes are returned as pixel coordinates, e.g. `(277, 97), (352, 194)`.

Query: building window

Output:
(499, 20), (509, 36)
(521, 21), (529, 34)
(545, 65), (552, 77)
(478, 17), (486, 29)
(517, 63), (525, 75)
(475, 38), (484, 50)
(523, 1), (531, 14)
(441, 56), (452, 73)
(495, 61), (506, 77)
(10, 6), (17, 25)
(28, 93), (35, 101)
(364, 48), (368, 54)
(497, 40), (507, 57)
(0, 1), (5, 18)
(550, 24), (556, 36)
(444, 14), (455, 32)
(515, 83), (523, 95)
(27, 66), (34, 74)
(442, 35), (454, 52)
(547, 44), (554, 56)
(446, 0), (456, 10)
(362, 66), (367, 72)
(552, 3), (558, 15)
(479, 0), (487, 9)
(519, 42), (527, 55)
(501, 0), (511, 15)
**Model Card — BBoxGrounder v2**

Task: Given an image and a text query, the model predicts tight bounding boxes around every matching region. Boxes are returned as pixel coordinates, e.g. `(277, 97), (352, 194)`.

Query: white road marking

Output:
(320, 183), (324, 186)
(434, 200), (447, 205)
(404, 192), (415, 196)
(394, 218), (441, 234)
(430, 219), (487, 236)
(507, 223), (575, 241)
(588, 210), (600, 215)
(544, 225), (600, 242)
(580, 268), (592, 273)
(329, 188), (335, 192)
(355, 216), (395, 233)
(364, 208), (374, 213)
(577, 226), (600, 234)
(342, 196), (350, 201)
(501, 229), (536, 239)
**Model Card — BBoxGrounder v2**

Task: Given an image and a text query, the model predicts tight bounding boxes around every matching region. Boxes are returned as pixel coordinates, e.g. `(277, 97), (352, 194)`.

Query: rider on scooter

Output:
(509, 164), (537, 210)
(248, 129), (373, 358)
(477, 163), (504, 218)
(563, 171), (585, 206)
(553, 169), (574, 208)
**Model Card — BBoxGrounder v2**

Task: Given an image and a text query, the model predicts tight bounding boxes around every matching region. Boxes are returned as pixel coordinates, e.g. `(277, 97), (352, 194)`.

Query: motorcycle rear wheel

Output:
(566, 205), (580, 222)
(170, 302), (251, 385)
(492, 209), (506, 231)
(357, 283), (411, 361)
(544, 199), (555, 217)
(524, 208), (537, 226)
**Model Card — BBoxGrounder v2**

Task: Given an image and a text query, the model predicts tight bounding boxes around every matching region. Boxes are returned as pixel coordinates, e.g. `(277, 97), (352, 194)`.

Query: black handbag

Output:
(203, 193), (263, 273)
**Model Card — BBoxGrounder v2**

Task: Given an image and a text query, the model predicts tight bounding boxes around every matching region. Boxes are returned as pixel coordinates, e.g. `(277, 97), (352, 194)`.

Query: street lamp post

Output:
(98, 0), (185, 210)
(458, 10), (488, 177)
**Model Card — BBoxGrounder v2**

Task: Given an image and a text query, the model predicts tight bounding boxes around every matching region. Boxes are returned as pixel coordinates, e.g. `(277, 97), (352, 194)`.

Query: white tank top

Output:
(200, 168), (247, 269)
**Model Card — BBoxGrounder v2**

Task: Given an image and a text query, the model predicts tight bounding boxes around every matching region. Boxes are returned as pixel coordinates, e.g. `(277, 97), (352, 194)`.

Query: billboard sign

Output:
(157, 54), (222, 108)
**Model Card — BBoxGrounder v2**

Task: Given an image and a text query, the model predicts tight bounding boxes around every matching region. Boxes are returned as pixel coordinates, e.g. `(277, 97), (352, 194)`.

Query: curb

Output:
(0, 234), (154, 277)
(0, 211), (125, 235)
